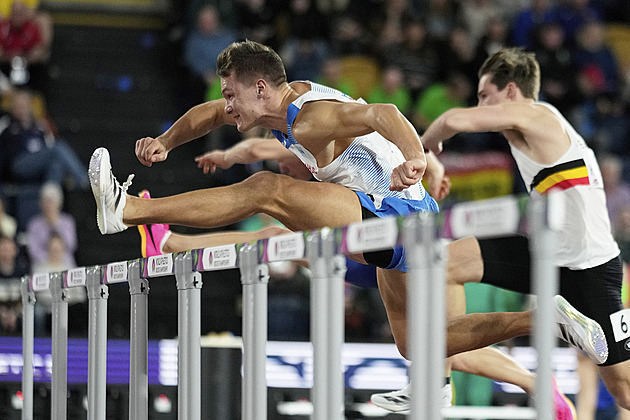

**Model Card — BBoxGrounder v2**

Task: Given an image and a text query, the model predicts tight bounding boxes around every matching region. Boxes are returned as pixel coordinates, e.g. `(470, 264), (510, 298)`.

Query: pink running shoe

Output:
(137, 190), (172, 257)
(552, 375), (576, 420)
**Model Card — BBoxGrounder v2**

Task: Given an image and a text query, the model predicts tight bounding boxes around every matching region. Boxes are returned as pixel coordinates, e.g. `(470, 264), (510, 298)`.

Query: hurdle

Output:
(18, 193), (559, 419)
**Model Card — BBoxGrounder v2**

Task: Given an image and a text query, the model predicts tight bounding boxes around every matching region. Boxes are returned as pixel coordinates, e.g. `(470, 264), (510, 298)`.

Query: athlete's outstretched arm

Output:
(136, 99), (235, 167)
(195, 136), (295, 174)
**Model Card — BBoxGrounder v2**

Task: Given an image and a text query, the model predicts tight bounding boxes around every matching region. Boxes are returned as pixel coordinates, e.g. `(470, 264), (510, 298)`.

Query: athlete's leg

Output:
(123, 171), (363, 232)
(376, 267), (408, 357)
(598, 362), (630, 410)
(445, 236), (484, 318)
(163, 226), (292, 253)
(576, 352), (599, 420)
(446, 311), (532, 357)
(451, 347), (534, 394)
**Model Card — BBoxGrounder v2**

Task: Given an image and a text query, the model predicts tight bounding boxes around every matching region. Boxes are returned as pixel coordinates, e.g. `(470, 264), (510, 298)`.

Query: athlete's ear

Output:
(256, 79), (266, 96)
(506, 82), (518, 99)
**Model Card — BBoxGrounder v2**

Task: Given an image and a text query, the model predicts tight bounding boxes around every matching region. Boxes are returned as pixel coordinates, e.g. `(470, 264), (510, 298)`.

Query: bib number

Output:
(610, 308), (630, 342)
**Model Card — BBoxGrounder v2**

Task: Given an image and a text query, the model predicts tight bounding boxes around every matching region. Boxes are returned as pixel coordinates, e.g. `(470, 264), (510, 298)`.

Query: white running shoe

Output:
(88, 147), (134, 235)
(554, 295), (608, 364)
(370, 382), (452, 413)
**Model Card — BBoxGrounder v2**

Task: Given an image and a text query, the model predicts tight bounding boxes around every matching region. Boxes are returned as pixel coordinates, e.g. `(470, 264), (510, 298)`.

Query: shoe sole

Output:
(556, 295), (608, 364)
(138, 224), (150, 258)
(88, 147), (109, 235)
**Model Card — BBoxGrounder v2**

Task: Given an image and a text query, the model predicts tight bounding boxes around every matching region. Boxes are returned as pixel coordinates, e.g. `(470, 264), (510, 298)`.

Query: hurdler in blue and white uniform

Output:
(272, 81), (438, 271)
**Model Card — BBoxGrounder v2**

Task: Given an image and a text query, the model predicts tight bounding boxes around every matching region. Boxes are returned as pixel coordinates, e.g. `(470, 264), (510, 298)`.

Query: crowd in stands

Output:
(0, 0), (86, 336)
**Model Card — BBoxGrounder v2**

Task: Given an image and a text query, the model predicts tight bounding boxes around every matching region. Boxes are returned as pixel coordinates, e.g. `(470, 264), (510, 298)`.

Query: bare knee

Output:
(240, 171), (284, 207)
(446, 237), (483, 286)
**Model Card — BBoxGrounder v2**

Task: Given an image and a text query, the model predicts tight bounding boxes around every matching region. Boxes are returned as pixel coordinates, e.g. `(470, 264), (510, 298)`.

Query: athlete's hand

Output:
(136, 137), (168, 167)
(390, 158), (426, 191)
(195, 150), (233, 174)
(427, 174), (451, 200)
(421, 136), (443, 155)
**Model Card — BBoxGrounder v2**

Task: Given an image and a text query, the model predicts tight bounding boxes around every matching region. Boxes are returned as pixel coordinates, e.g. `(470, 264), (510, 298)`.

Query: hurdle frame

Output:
(17, 194), (561, 419)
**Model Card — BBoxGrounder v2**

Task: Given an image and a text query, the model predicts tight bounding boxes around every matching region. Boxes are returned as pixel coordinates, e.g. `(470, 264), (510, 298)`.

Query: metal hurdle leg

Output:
(174, 252), (202, 420)
(530, 195), (557, 420)
(86, 267), (108, 420)
(307, 229), (346, 420)
(404, 213), (445, 419)
(128, 260), (149, 420)
(21, 276), (35, 420)
(49, 272), (68, 420)
(239, 243), (269, 420)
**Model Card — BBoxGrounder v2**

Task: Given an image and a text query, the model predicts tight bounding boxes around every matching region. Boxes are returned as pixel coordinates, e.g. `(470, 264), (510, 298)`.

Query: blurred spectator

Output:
(474, 14), (512, 65)
(573, 21), (620, 97)
(315, 56), (358, 99)
(412, 72), (472, 132)
(366, 65), (412, 115)
(31, 230), (85, 335)
(26, 182), (77, 270)
(236, 0), (280, 50)
(381, 18), (440, 101)
(0, 197), (16, 239)
(279, 0), (330, 82)
(283, 0), (329, 42)
(0, 300), (20, 334)
(420, 0), (459, 42)
(330, 14), (374, 56)
(534, 22), (581, 115)
(439, 25), (479, 92)
(600, 155), (630, 234)
(281, 38), (328, 82)
(183, 4), (237, 99)
(0, 234), (28, 279)
(31, 231), (69, 273)
(183, 0), (237, 30)
(511, 0), (554, 49)
(548, 0), (603, 47)
(0, 1), (52, 94)
(377, 0), (417, 40)
(457, 0), (497, 46)
(0, 89), (89, 190)
(0, 234), (26, 335)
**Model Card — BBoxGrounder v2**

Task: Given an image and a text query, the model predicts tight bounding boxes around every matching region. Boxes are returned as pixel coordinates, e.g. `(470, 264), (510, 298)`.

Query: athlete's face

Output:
(221, 73), (260, 132)
(477, 74), (510, 107)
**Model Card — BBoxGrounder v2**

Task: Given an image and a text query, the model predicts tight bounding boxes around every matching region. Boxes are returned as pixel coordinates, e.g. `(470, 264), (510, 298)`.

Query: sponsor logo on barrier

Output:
(449, 196), (519, 238)
(64, 268), (87, 287)
(344, 217), (398, 253)
(31, 273), (49, 291)
(266, 232), (304, 262)
(201, 245), (237, 271)
(105, 262), (127, 284)
(147, 255), (173, 277)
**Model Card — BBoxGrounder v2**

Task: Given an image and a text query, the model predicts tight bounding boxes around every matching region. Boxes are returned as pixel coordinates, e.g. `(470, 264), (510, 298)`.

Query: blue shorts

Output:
(354, 191), (439, 272)
(345, 259), (378, 288)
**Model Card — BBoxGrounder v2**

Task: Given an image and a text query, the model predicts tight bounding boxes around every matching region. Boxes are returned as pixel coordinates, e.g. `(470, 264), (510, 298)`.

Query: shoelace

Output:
(120, 174), (135, 193)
